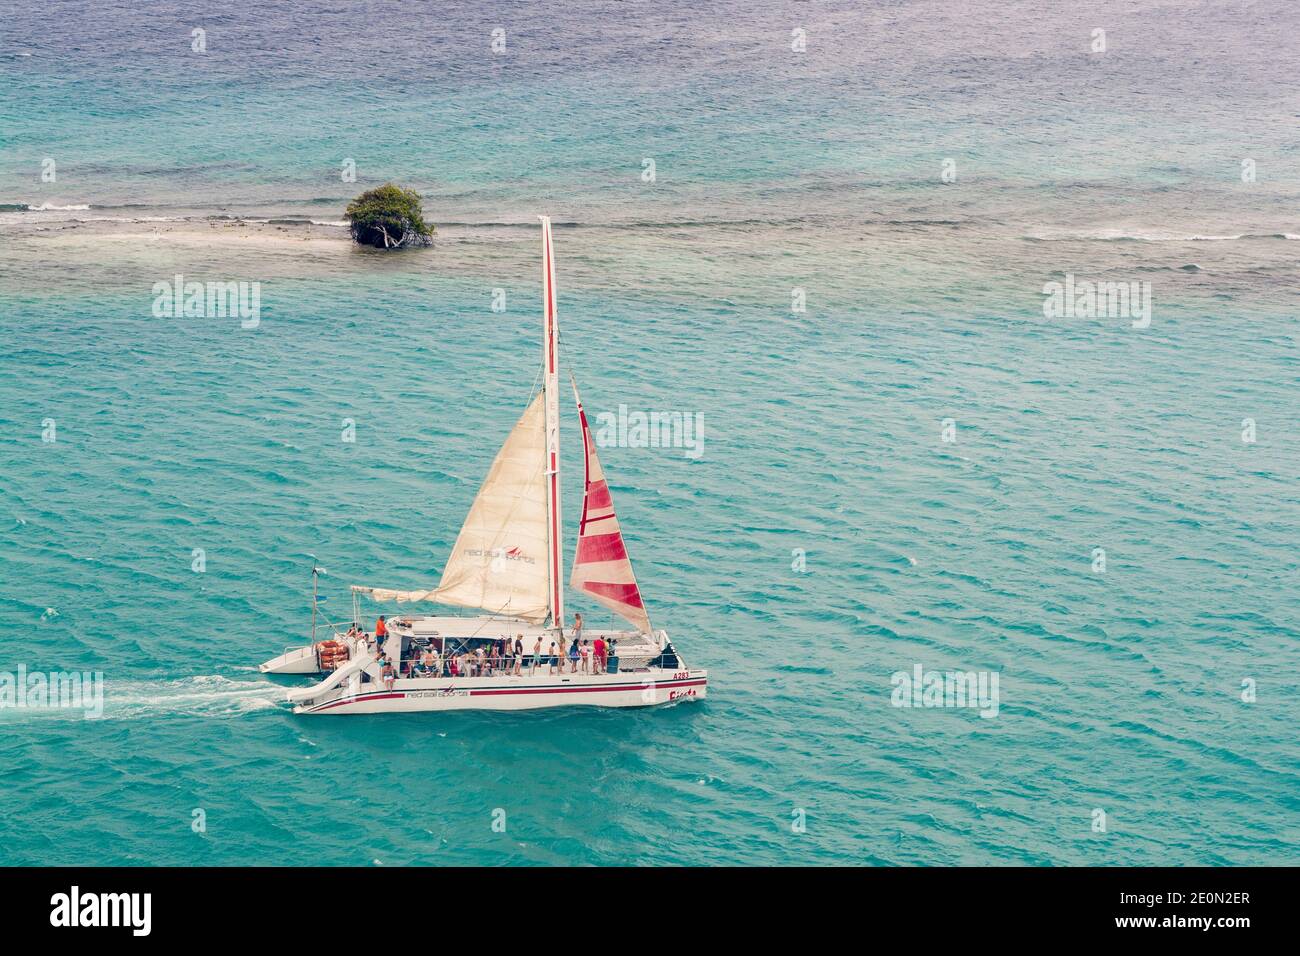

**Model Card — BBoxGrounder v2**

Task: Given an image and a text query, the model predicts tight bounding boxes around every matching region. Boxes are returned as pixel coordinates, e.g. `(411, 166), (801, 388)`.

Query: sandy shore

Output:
(4, 215), (353, 247)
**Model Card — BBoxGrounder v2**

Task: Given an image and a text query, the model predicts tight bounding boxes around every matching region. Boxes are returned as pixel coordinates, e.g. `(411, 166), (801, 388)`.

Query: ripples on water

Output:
(0, 0), (1297, 865)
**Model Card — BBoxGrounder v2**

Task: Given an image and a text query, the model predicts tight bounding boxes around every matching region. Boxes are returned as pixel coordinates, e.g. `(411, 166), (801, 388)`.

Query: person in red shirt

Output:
(593, 635), (606, 674)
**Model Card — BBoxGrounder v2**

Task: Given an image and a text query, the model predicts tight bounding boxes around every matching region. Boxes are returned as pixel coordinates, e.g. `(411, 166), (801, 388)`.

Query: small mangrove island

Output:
(344, 183), (435, 249)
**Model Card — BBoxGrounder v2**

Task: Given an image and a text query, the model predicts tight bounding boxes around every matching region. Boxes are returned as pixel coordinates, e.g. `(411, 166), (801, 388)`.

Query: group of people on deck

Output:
(352, 612), (615, 690)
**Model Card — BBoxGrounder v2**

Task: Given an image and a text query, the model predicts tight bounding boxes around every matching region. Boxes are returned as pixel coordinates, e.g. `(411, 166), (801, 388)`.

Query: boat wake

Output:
(102, 675), (283, 720)
(0, 674), (284, 722)
(0, 674), (284, 724)
(0, 675), (281, 723)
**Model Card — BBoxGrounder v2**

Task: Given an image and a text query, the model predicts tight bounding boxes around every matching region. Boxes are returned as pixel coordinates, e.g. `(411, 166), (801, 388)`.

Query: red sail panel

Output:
(570, 386), (652, 634)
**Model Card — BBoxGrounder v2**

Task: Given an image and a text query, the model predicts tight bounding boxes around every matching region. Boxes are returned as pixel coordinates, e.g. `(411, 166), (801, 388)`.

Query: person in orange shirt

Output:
(367, 615), (387, 660)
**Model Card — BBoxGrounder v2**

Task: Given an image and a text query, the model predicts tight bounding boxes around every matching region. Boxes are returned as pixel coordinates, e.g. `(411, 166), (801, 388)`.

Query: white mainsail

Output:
(361, 393), (552, 623)
(355, 218), (569, 628)
(432, 392), (552, 621)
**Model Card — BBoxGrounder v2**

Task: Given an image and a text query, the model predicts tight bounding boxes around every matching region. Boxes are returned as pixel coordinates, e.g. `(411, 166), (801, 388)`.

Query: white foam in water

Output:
(1025, 229), (1278, 242)
(103, 675), (284, 720)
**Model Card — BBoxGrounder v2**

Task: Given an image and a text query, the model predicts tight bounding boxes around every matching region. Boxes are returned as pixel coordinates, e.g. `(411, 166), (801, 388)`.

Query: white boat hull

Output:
(292, 667), (707, 714)
(263, 617), (704, 715)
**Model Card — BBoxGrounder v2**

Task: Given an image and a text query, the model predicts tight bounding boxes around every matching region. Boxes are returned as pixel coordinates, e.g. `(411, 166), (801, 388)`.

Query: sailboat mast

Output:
(540, 216), (564, 631)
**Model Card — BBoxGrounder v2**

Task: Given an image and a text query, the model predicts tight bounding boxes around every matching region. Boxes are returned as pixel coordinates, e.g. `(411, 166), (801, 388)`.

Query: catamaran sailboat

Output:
(260, 217), (707, 714)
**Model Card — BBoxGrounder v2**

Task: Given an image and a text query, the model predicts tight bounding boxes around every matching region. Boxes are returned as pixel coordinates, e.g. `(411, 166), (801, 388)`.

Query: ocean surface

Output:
(1, 0), (1298, 866)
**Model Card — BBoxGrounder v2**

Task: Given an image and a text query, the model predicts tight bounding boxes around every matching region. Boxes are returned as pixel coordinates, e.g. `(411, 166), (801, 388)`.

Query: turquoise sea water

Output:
(1, 0), (1298, 865)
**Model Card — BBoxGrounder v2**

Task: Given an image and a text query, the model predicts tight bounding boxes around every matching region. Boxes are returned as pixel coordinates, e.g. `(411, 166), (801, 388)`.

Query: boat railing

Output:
(386, 644), (661, 678)
(299, 631), (663, 676)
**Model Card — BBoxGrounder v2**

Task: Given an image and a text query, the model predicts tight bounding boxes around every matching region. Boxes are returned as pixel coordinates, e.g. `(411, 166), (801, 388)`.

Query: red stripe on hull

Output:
(313, 692), (406, 712)
(471, 678), (706, 698)
(310, 679), (706, 711)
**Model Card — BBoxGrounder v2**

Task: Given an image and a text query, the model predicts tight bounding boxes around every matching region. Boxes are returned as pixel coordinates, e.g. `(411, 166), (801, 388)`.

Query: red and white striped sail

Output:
(570, 382), (652, 634)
